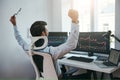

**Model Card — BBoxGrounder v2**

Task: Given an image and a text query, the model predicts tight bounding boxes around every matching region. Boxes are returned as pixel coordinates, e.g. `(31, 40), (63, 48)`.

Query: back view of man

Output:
(10, 9), (79, 78)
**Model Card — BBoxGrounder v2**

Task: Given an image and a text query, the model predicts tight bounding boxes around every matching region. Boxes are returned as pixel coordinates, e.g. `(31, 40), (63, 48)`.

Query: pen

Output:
(14, 8), (22, 16)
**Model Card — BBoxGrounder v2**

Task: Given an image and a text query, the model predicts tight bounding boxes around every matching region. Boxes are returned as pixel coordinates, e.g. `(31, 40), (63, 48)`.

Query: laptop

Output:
(94, 48), (120, 68)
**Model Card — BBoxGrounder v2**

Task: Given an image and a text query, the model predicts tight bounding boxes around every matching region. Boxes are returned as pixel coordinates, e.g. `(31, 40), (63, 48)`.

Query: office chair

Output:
(29, 36), (58, 80)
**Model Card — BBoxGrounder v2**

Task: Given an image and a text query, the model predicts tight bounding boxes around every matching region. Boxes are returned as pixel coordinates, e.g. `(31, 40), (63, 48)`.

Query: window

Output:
(61, 0), (115, 47)
(73, 0), (115, 32)
(94, 0), (115, 32)
(73, 0), (91, 32)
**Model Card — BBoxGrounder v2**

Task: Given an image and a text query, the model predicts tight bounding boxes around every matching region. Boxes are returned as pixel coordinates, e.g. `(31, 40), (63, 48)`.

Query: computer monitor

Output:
(74, 32), (111, 56)
(48, 32), (68, 47)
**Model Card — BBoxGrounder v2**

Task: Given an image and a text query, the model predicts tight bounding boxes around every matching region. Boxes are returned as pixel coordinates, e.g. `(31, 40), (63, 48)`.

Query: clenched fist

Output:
(10, 15), (16, 26)
(68, 9), (79, 24)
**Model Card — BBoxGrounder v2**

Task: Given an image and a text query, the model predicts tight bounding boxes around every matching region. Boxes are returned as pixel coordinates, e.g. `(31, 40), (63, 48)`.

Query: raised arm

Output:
(68, 9), (79, 24)
(50, 9), (79, 60)
(10, 15), (29, 54)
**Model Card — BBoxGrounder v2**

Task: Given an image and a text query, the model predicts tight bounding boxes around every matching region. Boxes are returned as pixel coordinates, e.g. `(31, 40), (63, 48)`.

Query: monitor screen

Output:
(48, 32), (68, 47)
(74, 32), (111, 56)
(109, 49), (120, 65)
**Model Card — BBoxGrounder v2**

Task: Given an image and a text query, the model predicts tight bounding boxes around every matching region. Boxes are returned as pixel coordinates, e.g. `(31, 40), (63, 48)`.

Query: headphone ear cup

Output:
(34, 39), (44, 47)
(31, 36), (48, 50)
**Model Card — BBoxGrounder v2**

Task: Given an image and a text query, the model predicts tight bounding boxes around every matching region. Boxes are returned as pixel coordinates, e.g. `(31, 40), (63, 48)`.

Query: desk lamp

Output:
(103, 30), (111, 40)
(111, 34), (120, 43)
(103, 30), (120, 43)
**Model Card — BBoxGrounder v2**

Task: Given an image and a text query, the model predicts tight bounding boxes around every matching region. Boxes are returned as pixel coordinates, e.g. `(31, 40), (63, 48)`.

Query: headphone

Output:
(31, 36), (48, 50)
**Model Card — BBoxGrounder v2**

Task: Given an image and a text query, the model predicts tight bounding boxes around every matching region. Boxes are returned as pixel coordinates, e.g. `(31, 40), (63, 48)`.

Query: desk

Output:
(58, 53), (120, 80)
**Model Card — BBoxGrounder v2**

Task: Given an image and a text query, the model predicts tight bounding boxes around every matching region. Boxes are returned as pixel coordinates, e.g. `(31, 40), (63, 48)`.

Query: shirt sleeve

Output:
(13, 26), (29, 54)
(50, 23), (79, 60)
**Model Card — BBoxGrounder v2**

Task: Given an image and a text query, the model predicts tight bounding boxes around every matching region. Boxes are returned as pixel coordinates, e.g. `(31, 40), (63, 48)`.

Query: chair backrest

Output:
(30, 51), (58, 80)
(29, 38), (58, 80)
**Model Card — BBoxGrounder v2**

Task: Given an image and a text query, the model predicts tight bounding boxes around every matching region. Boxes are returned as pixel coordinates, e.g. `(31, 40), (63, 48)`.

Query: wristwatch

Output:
(72, 20), (79, 24)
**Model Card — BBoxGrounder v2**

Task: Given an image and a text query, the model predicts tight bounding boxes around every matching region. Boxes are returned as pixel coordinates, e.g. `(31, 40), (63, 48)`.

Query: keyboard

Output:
(103, 62), (115, 66)
(96, 56), (108, 61)
(67, 56), (94, 63)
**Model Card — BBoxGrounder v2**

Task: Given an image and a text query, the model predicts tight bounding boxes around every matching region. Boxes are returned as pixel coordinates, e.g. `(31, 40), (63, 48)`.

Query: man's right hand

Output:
(10, 15), (16, 26)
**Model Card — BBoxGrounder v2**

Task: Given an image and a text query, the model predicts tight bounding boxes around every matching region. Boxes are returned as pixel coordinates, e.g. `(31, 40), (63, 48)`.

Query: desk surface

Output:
(58, 53), (120, 74)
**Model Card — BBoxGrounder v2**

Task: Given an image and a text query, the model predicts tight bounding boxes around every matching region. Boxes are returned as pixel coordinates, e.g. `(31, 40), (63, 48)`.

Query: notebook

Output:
(94, 48), (120, 68)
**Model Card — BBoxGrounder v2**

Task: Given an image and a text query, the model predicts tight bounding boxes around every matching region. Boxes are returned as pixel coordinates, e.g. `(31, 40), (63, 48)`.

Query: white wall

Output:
(61, 0), (71, 32)
(52, 0), (62, 32)
(115, 0), (120, 49)
(0, 0), (52, 78)
(114, 0), (120, 77)
(52, 0), (72, 32)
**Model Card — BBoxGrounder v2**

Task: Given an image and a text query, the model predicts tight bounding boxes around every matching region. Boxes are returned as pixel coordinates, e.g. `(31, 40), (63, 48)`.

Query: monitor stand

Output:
(88, 52), (94, 57)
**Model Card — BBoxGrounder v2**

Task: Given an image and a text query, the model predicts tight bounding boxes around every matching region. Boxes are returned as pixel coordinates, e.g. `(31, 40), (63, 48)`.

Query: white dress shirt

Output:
(13, 23), (79, 76)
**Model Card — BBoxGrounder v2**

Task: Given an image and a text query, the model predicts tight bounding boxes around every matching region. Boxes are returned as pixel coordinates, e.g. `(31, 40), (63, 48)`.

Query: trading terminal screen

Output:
(74, 32), (110, 54)
(48, 32), (68, 47)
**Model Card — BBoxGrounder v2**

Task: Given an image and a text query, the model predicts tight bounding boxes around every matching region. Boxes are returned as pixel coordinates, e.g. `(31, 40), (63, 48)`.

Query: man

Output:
(10, 9), (79, 77)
